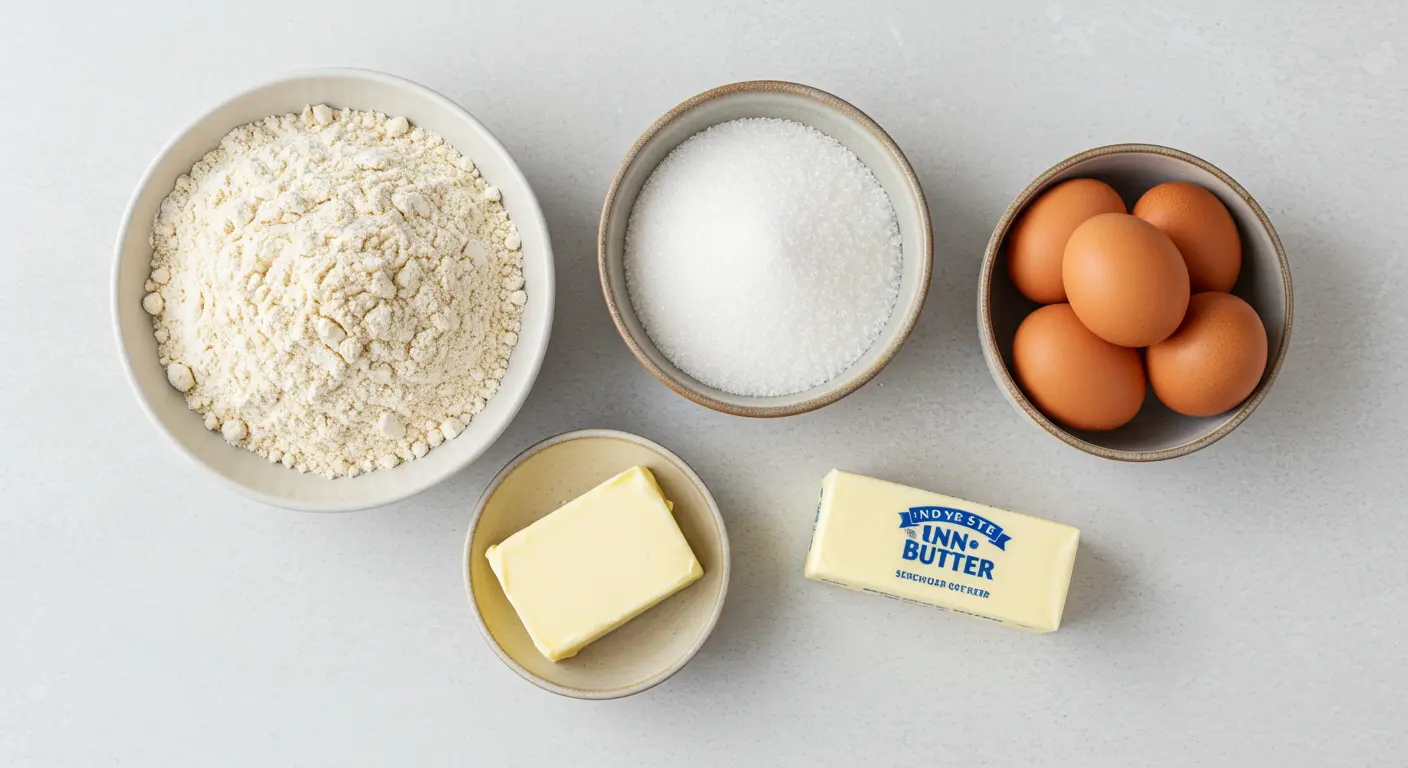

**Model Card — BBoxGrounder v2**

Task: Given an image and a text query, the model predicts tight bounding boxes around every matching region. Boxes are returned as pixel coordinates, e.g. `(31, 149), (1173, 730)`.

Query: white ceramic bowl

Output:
(112, 69), (555, 511)
(599, 81), (933, 417)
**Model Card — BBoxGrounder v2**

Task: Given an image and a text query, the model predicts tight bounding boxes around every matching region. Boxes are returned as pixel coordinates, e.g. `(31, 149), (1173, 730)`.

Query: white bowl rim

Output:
(111, 67), (556, 511)
(462, 428), (732, 700)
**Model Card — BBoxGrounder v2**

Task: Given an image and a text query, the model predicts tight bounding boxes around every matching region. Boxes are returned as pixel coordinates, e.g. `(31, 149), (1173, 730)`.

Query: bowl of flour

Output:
(113, 69), (554, 510)
(599, 81), (932, 417)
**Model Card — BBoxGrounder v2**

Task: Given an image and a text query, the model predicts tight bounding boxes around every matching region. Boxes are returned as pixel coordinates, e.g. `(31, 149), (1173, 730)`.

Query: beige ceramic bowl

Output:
(463, 429), (730, 699)
(979, 143), (1293, 461)
(599, 80), (933, 417)
(112, 68), (554, 510)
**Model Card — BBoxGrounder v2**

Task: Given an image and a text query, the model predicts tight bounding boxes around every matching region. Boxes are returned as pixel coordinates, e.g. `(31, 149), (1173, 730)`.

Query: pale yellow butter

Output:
(486, 466), (703, 661)
(805, 470), (1079, 632)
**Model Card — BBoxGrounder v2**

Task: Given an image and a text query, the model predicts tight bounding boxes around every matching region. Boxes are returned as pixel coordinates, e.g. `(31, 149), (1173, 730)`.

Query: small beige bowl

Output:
(463, 429), (730, 699)
(979, 143), (1294, 461)
(599, 80), (933, 417)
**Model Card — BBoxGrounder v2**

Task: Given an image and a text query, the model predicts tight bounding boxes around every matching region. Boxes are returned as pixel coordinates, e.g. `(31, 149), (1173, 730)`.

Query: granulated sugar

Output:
(624, 118), (901, 397)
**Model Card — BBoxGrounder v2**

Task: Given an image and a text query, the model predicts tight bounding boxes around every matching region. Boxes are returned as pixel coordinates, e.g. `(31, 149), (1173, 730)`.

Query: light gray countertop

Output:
(2, 1), (1404, 765)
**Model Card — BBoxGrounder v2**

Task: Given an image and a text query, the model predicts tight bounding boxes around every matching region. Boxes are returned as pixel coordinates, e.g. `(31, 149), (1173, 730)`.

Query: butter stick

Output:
(804, 470), (1079, 632)
(487, 466), (703, 661)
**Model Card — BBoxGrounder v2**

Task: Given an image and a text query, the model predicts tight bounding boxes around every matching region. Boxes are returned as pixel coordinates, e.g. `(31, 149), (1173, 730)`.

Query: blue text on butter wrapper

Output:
(898, 507), (1004, 581)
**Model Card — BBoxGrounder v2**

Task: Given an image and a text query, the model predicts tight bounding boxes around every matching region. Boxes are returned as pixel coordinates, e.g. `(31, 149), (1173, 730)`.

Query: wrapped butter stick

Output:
(804, 470), (1080, 632)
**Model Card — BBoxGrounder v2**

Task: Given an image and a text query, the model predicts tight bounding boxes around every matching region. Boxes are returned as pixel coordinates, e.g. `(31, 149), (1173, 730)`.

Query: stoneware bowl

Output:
(464, 429), (730, 699)
(112, 68), (555, 511)
(599, 80), (933, 417)
(979, 143), (1293, 461)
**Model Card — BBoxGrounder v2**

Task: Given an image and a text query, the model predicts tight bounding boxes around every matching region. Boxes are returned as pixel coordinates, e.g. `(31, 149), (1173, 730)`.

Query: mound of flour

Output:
(145, 105), (527, 478)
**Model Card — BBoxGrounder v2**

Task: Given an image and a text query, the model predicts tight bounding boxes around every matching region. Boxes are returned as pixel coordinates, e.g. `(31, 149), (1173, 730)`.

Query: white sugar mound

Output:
(624, 117), (902, 398)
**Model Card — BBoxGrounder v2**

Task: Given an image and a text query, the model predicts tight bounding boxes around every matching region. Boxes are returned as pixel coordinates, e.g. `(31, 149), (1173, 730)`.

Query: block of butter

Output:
(486, 466), (704, 661)
(805, 470), (1079, 632)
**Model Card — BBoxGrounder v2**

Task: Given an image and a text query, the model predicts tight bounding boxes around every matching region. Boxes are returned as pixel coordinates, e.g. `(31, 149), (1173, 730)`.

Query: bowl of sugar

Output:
(599, 80), (932, 417)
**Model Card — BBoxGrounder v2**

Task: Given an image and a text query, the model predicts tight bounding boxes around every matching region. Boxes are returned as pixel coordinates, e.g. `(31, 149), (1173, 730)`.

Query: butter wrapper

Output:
(805, 470), (1079, 632)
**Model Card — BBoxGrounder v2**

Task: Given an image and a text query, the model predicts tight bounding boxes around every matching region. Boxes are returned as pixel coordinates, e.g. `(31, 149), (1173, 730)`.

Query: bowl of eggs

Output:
(979, 143), (1293, 461)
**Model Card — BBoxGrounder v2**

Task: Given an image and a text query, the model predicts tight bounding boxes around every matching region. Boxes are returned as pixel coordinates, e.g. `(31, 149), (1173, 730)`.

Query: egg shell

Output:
(1063, 213), (1190, 347)
(1006, 178), (1126, 304)
(1147, 292), (1268, 417)
(1012, 303), (1147, 432)
(1134, 182), (1242, 293)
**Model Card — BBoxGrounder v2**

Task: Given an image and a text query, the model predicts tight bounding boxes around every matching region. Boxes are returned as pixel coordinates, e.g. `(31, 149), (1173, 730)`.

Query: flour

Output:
(146, 106), (526, 477)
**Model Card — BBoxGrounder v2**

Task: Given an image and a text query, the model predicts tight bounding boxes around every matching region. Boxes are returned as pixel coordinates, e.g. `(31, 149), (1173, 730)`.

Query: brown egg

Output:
(1133, 182), (1242, 292)
(1063, 213), (1190, 347)
(1147, 292), (1267, 416)
(1006, 178), (1126, 304)
(1012, 303), (1146, 432)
